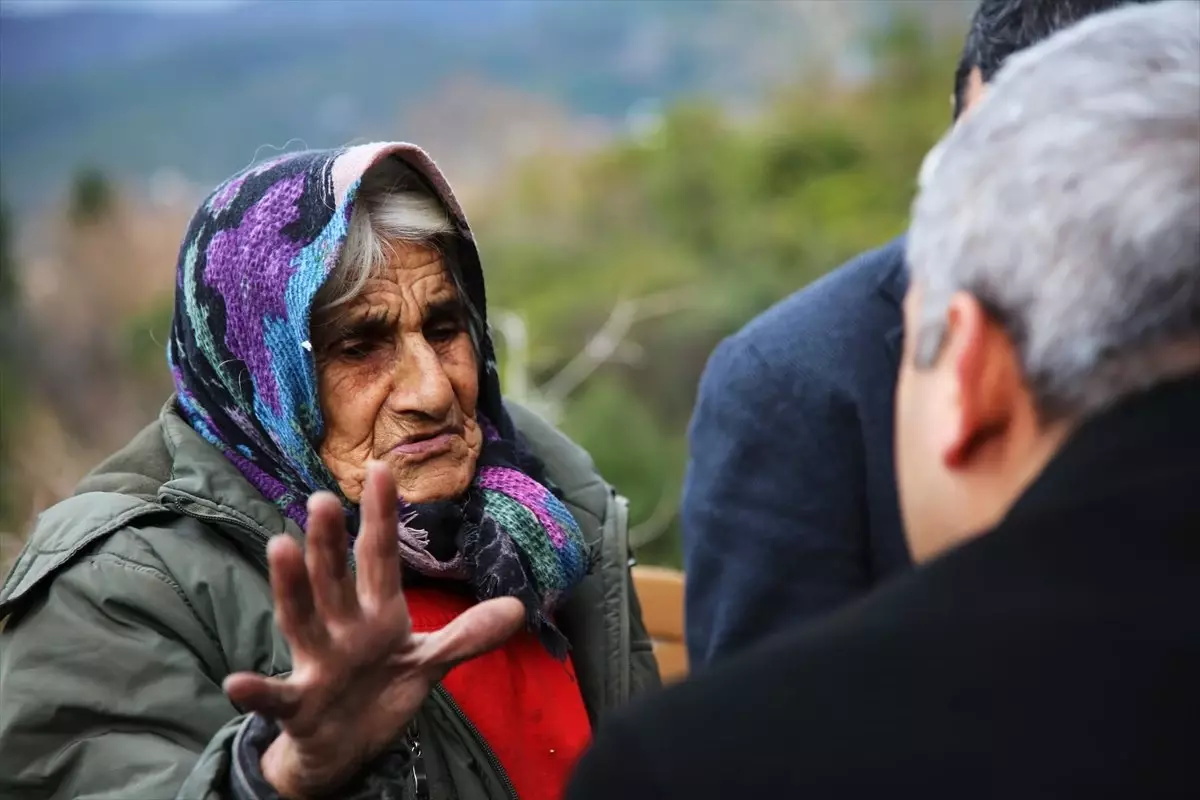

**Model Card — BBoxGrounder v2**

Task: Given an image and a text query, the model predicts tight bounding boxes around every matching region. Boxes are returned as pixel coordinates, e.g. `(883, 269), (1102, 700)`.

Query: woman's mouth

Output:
(391, 430), (456, 458)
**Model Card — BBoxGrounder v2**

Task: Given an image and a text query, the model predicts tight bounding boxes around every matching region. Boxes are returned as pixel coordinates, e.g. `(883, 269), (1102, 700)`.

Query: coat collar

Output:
(1002, 375), (1200, 528)
(875, 233), (910, 308)
(875, 234), (909, 366)
(157, 398), (301, 542)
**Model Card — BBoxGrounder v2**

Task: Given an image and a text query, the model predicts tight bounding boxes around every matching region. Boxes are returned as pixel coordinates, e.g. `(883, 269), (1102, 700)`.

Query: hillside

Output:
(0, 0), (970, 211)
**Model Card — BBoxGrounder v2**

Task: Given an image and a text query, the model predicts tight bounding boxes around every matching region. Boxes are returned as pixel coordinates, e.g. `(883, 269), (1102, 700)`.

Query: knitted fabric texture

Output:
(167, 143), (589, 654)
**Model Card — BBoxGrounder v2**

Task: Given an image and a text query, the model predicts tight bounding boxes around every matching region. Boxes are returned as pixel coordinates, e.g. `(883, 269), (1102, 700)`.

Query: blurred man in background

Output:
(681, 0), (1160, 669)
(570, 3), (1200, 796)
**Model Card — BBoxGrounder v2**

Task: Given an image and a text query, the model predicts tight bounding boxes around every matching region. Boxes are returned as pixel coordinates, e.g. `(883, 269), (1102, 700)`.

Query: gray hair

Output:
(908, 0), (1200, 421)
(313, 157), (484, 357)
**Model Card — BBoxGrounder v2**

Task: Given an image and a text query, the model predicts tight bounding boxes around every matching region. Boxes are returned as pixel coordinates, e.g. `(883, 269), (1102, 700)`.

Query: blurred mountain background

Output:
(1, 0), (969, 210)
(0, 0), (972, 571)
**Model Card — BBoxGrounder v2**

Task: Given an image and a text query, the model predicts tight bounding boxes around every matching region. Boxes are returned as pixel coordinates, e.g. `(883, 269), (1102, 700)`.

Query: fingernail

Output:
(307, 491), (338, 512)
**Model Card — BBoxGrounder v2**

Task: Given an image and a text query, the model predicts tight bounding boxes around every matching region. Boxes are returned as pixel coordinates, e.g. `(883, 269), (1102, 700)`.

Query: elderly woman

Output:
(0, 144), (659, 800)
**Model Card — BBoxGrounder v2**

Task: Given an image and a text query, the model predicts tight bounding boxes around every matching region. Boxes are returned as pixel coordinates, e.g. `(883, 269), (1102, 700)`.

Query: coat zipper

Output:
(405, 721), (430, 800)
(434, 685), (518, 800)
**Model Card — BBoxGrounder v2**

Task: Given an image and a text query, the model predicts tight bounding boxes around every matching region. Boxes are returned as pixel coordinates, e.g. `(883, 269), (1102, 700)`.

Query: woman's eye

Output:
(427, 324), (461, 343)
(337, 340), (374, 360)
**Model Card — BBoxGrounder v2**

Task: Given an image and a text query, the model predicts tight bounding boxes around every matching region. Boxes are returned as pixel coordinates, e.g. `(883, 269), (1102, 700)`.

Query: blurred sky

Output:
(0, 0), (244, 14)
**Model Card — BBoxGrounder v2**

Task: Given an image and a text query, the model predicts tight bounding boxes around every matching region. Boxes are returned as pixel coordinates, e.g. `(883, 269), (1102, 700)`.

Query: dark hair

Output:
(953, 0), (1157, 118)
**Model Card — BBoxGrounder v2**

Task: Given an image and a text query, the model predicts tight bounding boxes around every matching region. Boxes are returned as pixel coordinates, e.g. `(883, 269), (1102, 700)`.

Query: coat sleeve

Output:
(680, 333), (871, 668)
(0, 551), (249, 800)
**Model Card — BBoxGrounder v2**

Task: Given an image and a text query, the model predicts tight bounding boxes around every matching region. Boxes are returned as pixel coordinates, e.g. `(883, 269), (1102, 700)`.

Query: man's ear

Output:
(960, 66), (989, 117)
(939, 293), (1020, 469)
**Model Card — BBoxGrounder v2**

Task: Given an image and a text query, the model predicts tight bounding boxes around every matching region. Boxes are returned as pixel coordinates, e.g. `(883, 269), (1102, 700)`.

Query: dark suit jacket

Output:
(682, 236), (911, 666)
(570, 377), (1200, 799)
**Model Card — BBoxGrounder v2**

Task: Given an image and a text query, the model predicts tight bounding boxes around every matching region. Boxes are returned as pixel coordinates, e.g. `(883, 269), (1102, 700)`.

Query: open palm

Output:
(224, 461), (524, 799)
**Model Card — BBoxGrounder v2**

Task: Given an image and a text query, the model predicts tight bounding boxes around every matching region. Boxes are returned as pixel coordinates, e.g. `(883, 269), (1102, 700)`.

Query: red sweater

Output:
(405, 586), (593, 800)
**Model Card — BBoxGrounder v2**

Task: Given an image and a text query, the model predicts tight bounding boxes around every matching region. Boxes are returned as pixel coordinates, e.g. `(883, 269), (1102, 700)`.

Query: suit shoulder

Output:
(715, 237), (906, 387)
(741, 237), (905, 345)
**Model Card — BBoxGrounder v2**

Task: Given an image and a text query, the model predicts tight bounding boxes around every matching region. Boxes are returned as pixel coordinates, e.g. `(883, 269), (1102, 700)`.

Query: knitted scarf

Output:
(167, 143), (589, 655)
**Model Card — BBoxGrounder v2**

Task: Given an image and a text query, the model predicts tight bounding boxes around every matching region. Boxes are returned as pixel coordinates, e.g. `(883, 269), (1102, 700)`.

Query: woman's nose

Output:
(386, 334), (455, 420)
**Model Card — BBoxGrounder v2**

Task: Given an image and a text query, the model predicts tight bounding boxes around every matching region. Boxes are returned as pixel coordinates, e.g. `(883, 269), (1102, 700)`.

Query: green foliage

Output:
(0, 195), (14, 313)
(558, 373), (686, 568)
(122, 302), (175, 381)
(0, 194), (21, 527)
(474, 19), (963, 566)
(69, 167), (115, 226)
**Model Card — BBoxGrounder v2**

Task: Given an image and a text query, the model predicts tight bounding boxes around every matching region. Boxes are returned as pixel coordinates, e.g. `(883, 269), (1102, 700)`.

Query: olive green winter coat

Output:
(0, 400), (660, 800)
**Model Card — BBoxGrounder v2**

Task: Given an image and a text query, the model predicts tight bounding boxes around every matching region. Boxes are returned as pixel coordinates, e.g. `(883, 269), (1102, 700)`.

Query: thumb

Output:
(223, 672), (303, 720)
(419, 596), (526, 675)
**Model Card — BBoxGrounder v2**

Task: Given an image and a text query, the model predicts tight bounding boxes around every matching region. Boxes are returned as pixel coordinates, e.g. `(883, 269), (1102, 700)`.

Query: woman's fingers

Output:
(224, 672), (303, 720)
(354, 461), (403, 611)
(268, 535), (329, 654)
(419, 596), (526, 677)
(305, 492), (358, 622)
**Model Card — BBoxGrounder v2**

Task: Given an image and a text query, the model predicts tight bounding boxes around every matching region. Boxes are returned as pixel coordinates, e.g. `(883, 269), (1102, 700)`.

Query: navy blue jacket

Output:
(681, 236), (912, 667)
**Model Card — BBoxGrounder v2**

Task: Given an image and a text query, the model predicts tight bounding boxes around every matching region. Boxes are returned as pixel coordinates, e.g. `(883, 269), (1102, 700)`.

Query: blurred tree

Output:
(0, 198), (14, 315)
(69, 167), (116, 226)
(472, 16), (963, 566)
(122, 302), (175, 382)
(557, 373), (686, 566)
(0, 194), (22, 528)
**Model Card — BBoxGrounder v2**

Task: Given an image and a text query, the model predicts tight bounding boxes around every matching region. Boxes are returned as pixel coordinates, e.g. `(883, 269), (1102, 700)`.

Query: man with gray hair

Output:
(568, 2), (1200, 796)
(683, 0), (1162, 671)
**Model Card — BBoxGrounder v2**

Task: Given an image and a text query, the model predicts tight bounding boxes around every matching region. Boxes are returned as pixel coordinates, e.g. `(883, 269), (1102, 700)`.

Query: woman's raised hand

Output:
(224, 461), (525, 800)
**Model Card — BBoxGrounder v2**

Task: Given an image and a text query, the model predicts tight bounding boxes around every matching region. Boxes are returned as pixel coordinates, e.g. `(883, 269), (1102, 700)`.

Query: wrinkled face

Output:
(312, 243), (482, 504)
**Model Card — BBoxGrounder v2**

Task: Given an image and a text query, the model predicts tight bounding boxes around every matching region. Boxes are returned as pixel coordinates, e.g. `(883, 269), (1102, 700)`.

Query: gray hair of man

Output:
(907, 0), (1200, 423)
(312, 157), (485, 359)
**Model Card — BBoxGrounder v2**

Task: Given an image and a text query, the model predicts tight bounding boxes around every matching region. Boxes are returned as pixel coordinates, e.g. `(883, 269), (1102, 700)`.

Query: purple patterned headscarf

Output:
(167, 143), (588, 654)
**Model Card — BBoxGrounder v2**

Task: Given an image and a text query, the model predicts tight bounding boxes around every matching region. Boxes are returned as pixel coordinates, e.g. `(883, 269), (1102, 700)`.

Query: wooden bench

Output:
(631, 565), (688, 683)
